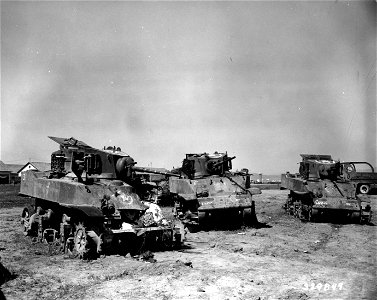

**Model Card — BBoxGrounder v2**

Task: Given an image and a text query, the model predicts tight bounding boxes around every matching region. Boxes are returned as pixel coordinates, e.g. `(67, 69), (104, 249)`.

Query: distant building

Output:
(17, 162), (51, 177)
(0, 161), (24, 184)
(0, 161), (51, 184)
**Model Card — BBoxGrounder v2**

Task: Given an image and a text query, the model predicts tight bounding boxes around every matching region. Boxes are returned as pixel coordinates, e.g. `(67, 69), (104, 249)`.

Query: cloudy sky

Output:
(1, 1), (376, 174)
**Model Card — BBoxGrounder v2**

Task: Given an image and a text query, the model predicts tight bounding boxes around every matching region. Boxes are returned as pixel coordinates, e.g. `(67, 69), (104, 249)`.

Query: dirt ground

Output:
(0, 186), (376, 300)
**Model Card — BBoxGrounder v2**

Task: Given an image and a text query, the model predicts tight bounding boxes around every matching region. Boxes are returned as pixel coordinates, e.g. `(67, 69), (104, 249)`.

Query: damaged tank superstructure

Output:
(20, 137), (184, 259)
(169, 152), (261, 227)
(281, 154), (375, 223)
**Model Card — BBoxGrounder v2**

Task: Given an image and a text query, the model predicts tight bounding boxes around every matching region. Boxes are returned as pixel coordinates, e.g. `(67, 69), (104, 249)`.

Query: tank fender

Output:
(60, 204), (104, 219)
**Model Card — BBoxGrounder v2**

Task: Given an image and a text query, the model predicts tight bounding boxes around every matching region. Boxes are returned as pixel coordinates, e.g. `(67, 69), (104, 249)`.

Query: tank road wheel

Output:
(21, 205), (36, 234)
(21, 207), (31, 234)
(74, 223), (90, 259)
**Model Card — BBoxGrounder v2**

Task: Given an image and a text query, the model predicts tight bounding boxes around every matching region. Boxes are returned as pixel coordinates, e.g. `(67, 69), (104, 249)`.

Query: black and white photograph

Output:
(0, 1), (376, 299)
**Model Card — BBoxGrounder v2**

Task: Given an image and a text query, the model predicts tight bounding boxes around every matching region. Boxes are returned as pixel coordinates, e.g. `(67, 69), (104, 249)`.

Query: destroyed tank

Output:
(168, 152), (261, 227)
(281, 154), (375, 223)
(20, 137), (184, 259)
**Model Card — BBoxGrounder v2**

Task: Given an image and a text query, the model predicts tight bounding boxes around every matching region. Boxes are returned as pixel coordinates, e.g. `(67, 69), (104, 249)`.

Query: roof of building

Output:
(17, 162), (51, 173)
(0, 161), (24, 173)
(30, 162), (51, 172)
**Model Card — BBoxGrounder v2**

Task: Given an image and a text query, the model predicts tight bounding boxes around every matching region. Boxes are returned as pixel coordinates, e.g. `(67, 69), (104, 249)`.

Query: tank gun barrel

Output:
(132, 166), (181, 177)
(212, 156), (236, 169)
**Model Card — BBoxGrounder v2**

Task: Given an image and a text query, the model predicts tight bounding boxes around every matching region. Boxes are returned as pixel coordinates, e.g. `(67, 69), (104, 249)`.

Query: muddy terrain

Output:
(0, 185), (376, 300)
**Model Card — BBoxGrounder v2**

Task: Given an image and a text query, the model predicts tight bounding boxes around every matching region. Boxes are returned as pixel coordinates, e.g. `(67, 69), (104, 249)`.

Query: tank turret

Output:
(298, 154), (340, 180)
(48, 136), (179, 198)
(180, 152), (235, 179)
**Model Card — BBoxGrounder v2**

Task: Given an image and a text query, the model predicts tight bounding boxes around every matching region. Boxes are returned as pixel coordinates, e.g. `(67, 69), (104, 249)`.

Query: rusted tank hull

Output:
(169, 176), (257, 226)
(20, 171), (182, 259)
(281, 173), (372, 223)
(312, 197), (360, 210)
(20, 171), (135, 210)
(197, 194), (252, 211)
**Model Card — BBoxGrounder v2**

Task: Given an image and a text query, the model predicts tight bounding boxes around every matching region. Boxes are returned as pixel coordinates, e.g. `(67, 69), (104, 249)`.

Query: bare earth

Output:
(0, 188), (376, 300)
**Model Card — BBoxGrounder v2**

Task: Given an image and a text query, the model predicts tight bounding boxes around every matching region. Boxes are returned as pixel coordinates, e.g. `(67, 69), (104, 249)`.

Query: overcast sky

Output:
(1, 1), (376, 174)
